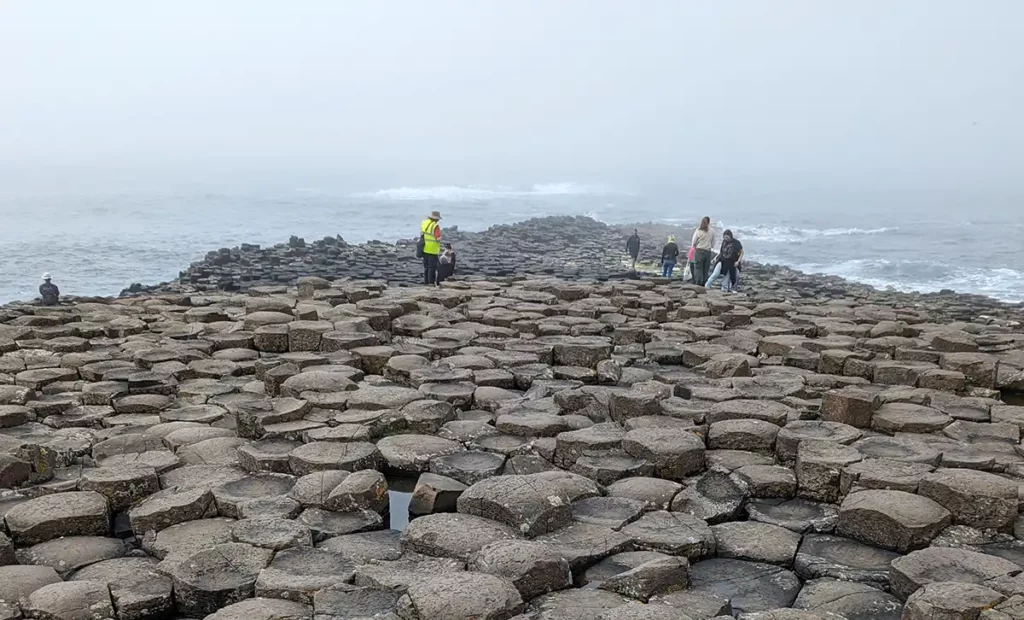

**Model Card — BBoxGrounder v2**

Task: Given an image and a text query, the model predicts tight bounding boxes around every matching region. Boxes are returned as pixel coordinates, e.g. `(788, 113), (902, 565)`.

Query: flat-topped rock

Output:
(837, 489), (951, 552)
(5, 491), (109, 545)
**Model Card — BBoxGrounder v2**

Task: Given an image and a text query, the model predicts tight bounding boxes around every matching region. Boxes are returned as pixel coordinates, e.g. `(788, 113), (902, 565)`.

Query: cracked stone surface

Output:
(3, 233), (1024, 618)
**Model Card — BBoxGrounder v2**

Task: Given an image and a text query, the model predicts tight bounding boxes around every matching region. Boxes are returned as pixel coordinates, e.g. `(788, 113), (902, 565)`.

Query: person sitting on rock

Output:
(418, 211), (443, 286)
(660, 235), (679, 277)
(626, 229), (641, 271)
(39, 273), (60, 306)
(438, 243), (456, 285)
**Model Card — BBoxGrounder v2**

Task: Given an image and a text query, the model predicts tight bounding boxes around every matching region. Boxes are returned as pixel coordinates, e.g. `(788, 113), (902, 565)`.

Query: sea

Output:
(1, 182), (1021, 305)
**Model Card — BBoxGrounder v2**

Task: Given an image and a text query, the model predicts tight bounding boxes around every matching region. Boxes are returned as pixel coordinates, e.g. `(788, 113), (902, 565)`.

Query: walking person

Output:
(437, 243), (456, 285)
(417, 211), (443, 286)
(718, 229), (743, 293)
(660, 235), (679, 277)
(690, 216), (715, 285)
(625, 229), (641, 271)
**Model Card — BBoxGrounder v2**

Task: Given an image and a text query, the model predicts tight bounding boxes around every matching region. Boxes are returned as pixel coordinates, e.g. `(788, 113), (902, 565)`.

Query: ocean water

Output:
(1, 183), (1020, 304)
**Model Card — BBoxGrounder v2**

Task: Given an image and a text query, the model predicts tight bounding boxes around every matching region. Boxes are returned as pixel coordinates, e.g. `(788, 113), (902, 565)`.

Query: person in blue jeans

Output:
(660, 235), (679, 277)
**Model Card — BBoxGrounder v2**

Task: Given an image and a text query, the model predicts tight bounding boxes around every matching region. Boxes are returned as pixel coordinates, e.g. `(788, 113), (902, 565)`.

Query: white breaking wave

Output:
(731, 224), (897, 244)
(760, 257), (1024, 303)
(351, 183), (618, 201)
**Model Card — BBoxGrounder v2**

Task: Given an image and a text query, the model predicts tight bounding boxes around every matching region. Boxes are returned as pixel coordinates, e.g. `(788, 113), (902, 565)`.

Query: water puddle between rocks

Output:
(1003, 391), (1024, 406)
(387, 476), (417, 532)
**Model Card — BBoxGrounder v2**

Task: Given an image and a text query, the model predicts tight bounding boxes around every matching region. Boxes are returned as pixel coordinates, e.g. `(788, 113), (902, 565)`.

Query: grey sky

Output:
(1, 0), (1021, 190)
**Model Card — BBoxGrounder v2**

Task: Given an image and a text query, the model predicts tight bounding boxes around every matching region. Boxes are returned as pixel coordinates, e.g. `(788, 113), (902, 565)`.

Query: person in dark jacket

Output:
(437, 244), (456, 285)
(718, 230), (744, 293)
(39, 273), (60, 306)
(625, 229), (641, 271)
(660, 235), (679, 277)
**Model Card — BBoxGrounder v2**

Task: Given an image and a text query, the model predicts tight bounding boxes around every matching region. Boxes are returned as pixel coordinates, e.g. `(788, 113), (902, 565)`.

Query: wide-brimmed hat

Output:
(42, 273), (51, 281)
(429, 211), (442, 220)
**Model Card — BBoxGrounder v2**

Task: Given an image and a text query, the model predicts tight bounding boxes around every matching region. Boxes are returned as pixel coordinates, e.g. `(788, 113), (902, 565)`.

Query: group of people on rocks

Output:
(626, 217), (744, 292)
(417, 210), (456, 287)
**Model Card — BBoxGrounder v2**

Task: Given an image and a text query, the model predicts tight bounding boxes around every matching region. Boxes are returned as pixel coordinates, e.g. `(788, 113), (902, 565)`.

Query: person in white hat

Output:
(39, 273), (60, 306)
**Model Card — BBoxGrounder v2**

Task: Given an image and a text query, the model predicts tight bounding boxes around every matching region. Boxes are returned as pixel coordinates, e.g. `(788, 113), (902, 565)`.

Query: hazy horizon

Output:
(2, 1), (1022, 195)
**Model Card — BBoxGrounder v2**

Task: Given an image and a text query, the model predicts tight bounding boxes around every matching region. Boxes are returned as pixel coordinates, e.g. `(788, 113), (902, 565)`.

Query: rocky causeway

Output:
(2, 216), (1024, 619)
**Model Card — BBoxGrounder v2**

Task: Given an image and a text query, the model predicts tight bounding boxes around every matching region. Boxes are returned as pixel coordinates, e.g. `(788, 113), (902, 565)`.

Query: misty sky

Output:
(1, 1), (1022, 191)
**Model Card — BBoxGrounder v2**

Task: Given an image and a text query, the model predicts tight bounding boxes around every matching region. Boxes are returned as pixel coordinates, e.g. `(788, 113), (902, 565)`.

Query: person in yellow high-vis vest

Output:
(419, 210), (443, 286)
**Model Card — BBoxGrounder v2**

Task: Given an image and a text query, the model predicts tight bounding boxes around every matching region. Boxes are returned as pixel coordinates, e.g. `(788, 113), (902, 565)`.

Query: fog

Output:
(1, 0), (1022, 192)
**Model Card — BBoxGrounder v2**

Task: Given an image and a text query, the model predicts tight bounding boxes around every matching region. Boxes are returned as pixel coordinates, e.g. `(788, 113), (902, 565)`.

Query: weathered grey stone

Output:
(161, 542), (274, 616)
(670, 466), (749, 524)
(820, 387), (880, 429)
(289, 470), (351, 508)
(232, 517), (312, 550)
(140, 517), (235, 561)
(377, 434), (463, 475)
(254, 547), (355, 603)
(312, 586), (398, 619)
(70, 557), (174, 620)
(707, 419), (779, 454)
(208, 597), (312, 620)
(837, 489), (951, 552)
(733, 465), (797, 499)
(622, 429), (704, 480)
(316, 529), (403, 563)
(469, 539), (573, 601)
(396, 571), (523, 620)
(0, 565), (62, 605)
(598, 555), (691, 603)
(794, 534), (901, 585)
(890, 546), (1021, 600)
(324, 469), (389, 514)
(535, 522), (634, 573)
(918, 468), (1018, 531)
(402, 512), (521, 561)
(288, 441), (382, 476)
(746, 498), (839, 534)
(711, 521), (801, 567)
(129, 486), (216, 535)
(620, 511), (715, 560)
(25, 580), (115, 620)
(5, 491), (109, 545)
(793, 578), (902, 620)
(430, 450), (507, 486)
(297, 508), (383, 542)
(409, 472), (468, 515)
(795, 440), (862, 504)
(524, 589), (631, 620)
(16, 536), (127, 578)
(571, 496), (647, 530)
(606, 477), (683, 511)
(457, 473), (573, 537)
(903, 581), (1006, 620)
(689, 558), (801, 616)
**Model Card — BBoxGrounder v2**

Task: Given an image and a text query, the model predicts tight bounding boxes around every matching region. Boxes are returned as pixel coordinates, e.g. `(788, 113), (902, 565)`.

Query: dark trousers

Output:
(422, 254), (439, 285)
(722, 260), (738, 290)
(693, 249), (712, 286)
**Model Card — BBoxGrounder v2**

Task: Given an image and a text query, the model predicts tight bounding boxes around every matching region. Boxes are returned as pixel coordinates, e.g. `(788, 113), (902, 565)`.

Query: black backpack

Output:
(416, 234), (425, 258)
